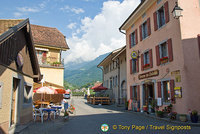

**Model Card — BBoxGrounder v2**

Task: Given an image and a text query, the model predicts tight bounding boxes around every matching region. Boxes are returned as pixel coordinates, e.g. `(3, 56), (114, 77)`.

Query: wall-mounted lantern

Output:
(172, 2), (183, 19)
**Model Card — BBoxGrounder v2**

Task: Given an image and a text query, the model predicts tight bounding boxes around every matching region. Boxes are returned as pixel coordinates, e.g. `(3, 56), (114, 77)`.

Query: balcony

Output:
(37, 56), (64, 68)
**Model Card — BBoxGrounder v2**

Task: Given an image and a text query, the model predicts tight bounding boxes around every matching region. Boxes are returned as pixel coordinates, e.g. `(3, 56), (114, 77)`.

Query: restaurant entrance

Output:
(143, 82), (155, 112)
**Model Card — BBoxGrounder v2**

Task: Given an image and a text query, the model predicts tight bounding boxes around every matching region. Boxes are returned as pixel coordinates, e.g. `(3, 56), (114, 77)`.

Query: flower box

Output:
(143, 64), (150, 68)
(160, 57), (168, 64)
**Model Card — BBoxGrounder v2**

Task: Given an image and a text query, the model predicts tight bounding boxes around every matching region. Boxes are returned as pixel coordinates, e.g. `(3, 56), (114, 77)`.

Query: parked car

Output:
(64, 93), (70, 99)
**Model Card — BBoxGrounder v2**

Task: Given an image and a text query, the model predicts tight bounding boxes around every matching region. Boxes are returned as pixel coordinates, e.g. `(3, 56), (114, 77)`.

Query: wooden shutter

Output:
(153, 12), (158, 31)
(170, 80), (175, 103)
(135, 29), (138, 45)
(198, 34), (200, 57)
(137, 85), (140, 102)
(168, 38), (173, 62)
(130, 59), (132, 74)
(129, 34), (131, 49)
(141, 54), (144, 71)
(164, 1), (170, 23)
(157, 82), (161, 98)
(149, 49), (153, 68)
(139, 25), (142, 41)
(136, 57), (139, 72)
(130, 86), (133, 99)
(155, 45), (160, 66)
(147, 17), (151, 36)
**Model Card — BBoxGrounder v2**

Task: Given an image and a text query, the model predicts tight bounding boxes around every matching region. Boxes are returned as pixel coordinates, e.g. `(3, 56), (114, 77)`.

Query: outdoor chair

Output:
(33, 107), (45, 123)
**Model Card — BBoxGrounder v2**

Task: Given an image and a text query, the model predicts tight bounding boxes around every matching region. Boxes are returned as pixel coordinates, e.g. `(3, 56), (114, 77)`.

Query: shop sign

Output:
(174, 87), (182, 98)
(138, 70), (159, 80)
(171, 70), (180, 76)
(131, 51), (138, 59)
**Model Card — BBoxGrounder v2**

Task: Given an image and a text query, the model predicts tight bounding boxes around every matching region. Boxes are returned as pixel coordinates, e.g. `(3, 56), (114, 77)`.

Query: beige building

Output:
(31, 25), (69, 89)
(0, 19), (41, 133)
(98, 46), (127, 104)
(119, 0), (200, 114)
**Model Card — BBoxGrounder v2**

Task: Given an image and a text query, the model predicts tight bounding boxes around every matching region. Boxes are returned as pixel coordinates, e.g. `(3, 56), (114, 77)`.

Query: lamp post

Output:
(172, 2), (183, 19)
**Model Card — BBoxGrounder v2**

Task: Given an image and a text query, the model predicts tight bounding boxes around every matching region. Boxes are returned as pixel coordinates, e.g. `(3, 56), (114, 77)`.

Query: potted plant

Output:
(179, 114), (188, 122)
(150, 100), (156, 113)
(156, 110), (164, 118)
(168, 112), (177, 120)
(190, 110), (198, 123)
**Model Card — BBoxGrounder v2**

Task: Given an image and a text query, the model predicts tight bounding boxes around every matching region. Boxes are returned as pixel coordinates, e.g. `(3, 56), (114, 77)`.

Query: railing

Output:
(37, 56), (64, 67)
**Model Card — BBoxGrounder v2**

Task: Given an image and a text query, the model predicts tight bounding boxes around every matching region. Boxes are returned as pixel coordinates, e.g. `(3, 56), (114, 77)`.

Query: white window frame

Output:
(131, 31), (136, 47)
(143, 51), (150, 65)
(159, 40), (168, 59)
(142, 21), (148, 39)
(23, 82), (33, 106)
(132, 59), (137, 74)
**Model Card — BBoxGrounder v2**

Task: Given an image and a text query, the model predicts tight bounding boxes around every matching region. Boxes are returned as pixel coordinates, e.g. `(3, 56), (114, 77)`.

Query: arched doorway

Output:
(120, 80), (127, 104)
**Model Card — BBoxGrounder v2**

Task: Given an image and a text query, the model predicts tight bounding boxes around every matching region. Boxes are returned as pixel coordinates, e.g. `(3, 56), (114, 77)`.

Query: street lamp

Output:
(172, 2), (183, 19)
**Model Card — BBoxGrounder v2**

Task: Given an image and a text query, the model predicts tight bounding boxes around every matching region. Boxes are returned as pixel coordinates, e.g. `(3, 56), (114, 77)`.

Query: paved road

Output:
(21, 97), (200, 134)
(51, 97), (200, 134)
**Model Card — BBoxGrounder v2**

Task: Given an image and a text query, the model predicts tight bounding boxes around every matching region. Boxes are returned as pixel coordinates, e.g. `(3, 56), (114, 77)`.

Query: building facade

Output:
(98, 46), (127, 104)
(31, 25), (69, 89)
(119, 0), (200, 114)
(0, 19), (41, 133)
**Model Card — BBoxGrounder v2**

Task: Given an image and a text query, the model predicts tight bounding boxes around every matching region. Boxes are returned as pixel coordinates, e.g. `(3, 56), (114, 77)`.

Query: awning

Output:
(91, 84), (108, 92)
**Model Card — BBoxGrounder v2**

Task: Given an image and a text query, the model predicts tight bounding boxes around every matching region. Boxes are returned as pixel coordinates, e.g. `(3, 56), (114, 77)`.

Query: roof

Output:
(0, 19), (24, 35)
(112, 46), (126, 60)
(31, 24), (69, 50)
(0, 19), (42, 82)
(119, 0), (146, 31)
(97, 46), (125, 67)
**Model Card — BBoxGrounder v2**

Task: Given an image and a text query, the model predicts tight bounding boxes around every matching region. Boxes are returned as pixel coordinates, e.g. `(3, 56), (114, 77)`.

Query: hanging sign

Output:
(131, 51), (138, 59)
(174, 87), (182, 98)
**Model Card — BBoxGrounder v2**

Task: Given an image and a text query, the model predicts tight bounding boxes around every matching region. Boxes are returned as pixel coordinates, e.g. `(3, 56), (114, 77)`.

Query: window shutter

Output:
(155, 45), (161, 66)
(129, 34), (131, 49)
(139, 25), (142, 41)
(153, 12), (158, 31)
(136, 58), (139, 72)
(164, 1), (170, 23)
(149, 49), (153, 68)
(168, 38), (173, 62)
(137, 85), (140, 102)
(147, 17), (151, 36)
(157, 82), (161, 98)
(141, 54), (144, 71)
(130, 59), (132, 74)
(135, 29), (138, 45)
(170, 80), (175, 103)
(197, 34), (200, 58)
(130, 86), (133, 99)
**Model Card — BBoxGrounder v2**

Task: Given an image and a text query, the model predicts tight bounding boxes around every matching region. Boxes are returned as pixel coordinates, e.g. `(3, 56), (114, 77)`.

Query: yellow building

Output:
(0, 19), (41, 133)
(31, 25), (69, 89)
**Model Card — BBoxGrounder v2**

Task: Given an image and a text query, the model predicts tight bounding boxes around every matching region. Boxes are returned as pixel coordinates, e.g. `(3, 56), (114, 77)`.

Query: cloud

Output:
(60, 6), (84, 14)
(14, 12), (23, 17)
(63, 0), (140, 64)
(67, 23), (77, 29)
(17, 7), (39, 13)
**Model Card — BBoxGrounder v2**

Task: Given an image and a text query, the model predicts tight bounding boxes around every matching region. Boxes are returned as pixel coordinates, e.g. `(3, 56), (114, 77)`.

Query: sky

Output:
(0, 0), (140, 64)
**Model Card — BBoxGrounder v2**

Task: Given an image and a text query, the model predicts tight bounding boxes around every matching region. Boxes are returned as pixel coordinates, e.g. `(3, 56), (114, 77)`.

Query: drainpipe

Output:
(97, 66), (104, 85)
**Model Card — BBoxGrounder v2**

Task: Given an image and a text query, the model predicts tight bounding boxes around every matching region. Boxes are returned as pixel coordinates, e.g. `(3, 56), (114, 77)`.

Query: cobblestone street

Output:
(20, 97), (200, 134)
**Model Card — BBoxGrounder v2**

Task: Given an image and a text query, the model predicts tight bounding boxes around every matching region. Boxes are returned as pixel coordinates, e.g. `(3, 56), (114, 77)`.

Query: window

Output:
(142, 21), (148, 39)
(157, 6), (165, 28)
(115, 76), (118, 86)
(110, 78), (112, 89)
(131, 32), (136, 47)
(0, 82), (3, 108)
(162, 81), (171, 103)
(24, 84), (32, 104)
(132, 59), (137, 73)
(144, 51), (150, 65)
(36, 50), (47, 65)
(133, 86), (137, 101)
(160, 42), (168, 58)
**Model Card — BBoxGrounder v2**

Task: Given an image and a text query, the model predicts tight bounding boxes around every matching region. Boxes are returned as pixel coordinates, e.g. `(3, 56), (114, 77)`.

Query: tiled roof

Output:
(0, 19), (24, 35)
(31, 24), (69, 50)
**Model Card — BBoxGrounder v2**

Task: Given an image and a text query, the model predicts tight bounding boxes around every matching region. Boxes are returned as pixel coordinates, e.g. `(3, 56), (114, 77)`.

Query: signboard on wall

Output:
(174, 87), (182, 98)
(131, 51), (138, 59)
(138, 70), (159, 80)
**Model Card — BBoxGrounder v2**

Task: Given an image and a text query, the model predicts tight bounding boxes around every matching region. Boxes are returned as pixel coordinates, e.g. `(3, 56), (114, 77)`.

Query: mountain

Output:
(64, 52), (110, 87)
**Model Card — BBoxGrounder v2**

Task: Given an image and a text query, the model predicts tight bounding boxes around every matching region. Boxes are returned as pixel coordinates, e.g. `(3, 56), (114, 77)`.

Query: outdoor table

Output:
(51, 106), (62, 109)
(42, 108), (56, 121)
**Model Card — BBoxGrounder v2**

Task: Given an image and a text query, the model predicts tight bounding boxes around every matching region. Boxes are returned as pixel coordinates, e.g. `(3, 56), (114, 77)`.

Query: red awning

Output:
(91, 84), (108, 91)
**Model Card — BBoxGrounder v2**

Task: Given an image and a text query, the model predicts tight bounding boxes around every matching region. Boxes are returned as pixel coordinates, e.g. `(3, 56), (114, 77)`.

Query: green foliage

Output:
(64, 81), (78, 90)
(72, 92), (84, 96)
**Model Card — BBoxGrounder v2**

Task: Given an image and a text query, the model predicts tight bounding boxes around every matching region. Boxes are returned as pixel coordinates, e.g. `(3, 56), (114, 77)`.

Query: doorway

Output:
(10, 78), (20, 126)
(143, 82), (155, 110)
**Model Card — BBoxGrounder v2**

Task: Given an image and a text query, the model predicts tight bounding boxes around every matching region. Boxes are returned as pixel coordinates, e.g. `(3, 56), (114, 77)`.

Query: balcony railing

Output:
(37, 56), (64, 67)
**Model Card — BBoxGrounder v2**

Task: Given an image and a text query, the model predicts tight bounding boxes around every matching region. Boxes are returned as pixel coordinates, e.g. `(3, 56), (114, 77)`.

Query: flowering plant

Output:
(143, 63), (150, 68)
(160, 56), (168, 61)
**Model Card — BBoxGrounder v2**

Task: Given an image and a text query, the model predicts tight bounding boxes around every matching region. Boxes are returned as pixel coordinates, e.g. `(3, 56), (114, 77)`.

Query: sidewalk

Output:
(107, 104), (200, 127)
